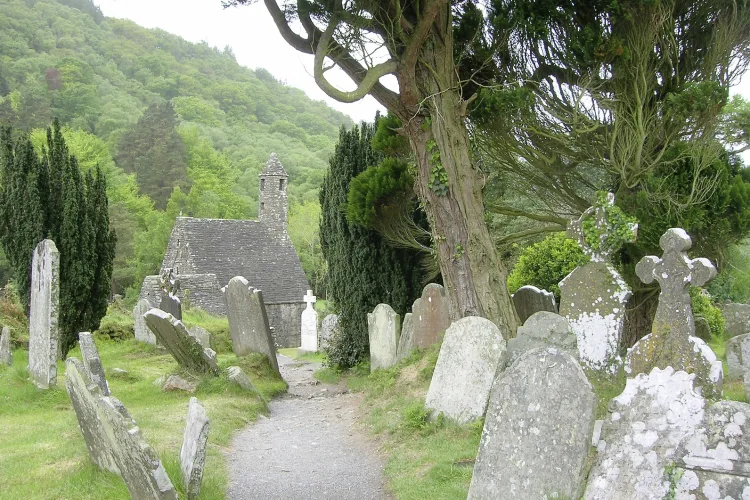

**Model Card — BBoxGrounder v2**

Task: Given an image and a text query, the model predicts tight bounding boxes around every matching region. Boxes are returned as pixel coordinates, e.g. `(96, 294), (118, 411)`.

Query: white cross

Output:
(304, 290), (316, 309)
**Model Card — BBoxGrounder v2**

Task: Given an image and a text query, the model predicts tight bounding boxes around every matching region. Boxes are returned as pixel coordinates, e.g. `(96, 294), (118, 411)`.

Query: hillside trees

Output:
(0, 120), (116, 356)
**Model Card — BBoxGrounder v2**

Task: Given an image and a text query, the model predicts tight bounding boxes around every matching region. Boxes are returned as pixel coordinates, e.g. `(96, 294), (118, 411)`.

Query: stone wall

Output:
(266, 302), (304, 348)
(175, 274), (224, 316)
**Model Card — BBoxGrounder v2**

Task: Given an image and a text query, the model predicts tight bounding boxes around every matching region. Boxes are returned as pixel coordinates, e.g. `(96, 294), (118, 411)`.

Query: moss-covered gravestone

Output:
(626, 228), (722, 399)
(144, 309), (220, 376)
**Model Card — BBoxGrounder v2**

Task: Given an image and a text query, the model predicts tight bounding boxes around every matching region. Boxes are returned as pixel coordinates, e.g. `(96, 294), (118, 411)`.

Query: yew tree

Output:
(225, 0), (519, 332)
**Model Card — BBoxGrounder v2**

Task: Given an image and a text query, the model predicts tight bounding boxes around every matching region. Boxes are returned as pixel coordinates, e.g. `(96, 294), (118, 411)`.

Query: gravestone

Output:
(300, 290), (318, 352)
(78, 332), (109, 396)
(187, 325), (211, 349)
(133, 299), (156, 344)
(505, 311), (577, 366)
(319, 314), (339, 350)
(28, 239), (60, 389)
(694, 315), (712, 342)
(396, 313), (415, 362)
(0, 326), (11, 366)
(726, 333), (750, 379)
(159, 291), (182, 321)
(560, 194), (635, 372)
(512, 285), (557, 325)
(222, 276), (279, 375)
(627, 228), (722, 398)
(721, 302), (750, 338)
(411, 284), (451, 349)
(367, 304), (401, 372)
(227, 366), (261, 396)
(180, 397), (210, 500)
(424, 317), (507, 424)
(469, 348), (596, 500)
(144, 309), (220, 375)
(65, 358), (119, 474)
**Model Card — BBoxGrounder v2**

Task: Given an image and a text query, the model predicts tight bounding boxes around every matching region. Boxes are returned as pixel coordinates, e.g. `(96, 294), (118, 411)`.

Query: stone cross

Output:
(567, 192), (636, 262)
(300, 290), (318, 352)
(635, 228), (716, 340)
(304, 290), (316, 309)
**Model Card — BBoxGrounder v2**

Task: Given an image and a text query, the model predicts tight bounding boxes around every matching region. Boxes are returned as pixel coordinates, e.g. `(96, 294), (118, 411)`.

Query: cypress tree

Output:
(320, 120), (426, 367)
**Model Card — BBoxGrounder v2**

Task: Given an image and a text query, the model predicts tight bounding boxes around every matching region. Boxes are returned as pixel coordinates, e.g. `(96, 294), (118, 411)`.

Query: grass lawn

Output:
(0, 310), (286, 499)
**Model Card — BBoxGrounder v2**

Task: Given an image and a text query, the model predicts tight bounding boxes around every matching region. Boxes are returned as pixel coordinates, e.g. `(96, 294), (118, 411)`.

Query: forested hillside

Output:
(0, 0), (352, 296)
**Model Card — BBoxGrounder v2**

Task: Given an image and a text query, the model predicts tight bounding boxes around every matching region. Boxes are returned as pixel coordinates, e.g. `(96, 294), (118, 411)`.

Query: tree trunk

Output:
(394, 17), (519, 336)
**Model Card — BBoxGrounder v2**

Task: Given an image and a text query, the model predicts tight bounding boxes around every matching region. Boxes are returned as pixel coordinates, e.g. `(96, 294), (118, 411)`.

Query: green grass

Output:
(0, 332), (285, 499)
(278, 347), (326, 364)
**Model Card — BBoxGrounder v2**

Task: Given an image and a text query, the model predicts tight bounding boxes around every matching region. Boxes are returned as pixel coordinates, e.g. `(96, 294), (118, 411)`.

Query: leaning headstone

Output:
(694, 315), (712, 342)
(222, 276), (279, 375)
(721, 302), (750, 338)
(411, 284), (451, 349)
(512, 285), (557, 325)
(396, 313), (415, 362)
(367, 304), (401, 372)
(725, 333), (750, 379)
(560, 194), (635, 372)
(300, 290), (318, 352)
(187, 326), (211, 349)
(97, 395), (178, 499)
(78, 332), (109, 396)
(505, 312), (577, 366)
(627, 228), (721, 398)
(227, 366), (261, 396)
(65, 358), (119, 474)
(469, 348), (595, 500)
(28, 239), (60, 389)
(0, 326), (11, 366)
(319, 314), (339, 350)
(144, 309), (220, 375)
(134, 299), (156, 344)
(424, 317), (507, 424)
(180, 397), (210, 500)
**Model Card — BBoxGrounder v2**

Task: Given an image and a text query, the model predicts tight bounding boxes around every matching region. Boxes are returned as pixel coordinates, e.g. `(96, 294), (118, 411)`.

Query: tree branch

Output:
(495, 226), (565, 246)
(486, 204), (569, 226)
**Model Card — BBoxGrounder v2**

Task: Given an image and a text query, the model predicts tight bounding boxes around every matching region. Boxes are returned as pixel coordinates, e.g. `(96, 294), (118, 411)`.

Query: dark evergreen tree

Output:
(0, 120), (116, 357)
(115, 102), (190, 209)
(320, 120), (426, 368)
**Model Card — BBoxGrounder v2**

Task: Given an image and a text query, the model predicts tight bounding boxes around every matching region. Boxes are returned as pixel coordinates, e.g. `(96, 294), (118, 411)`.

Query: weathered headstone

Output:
(222, 276), (279, 375)
(300, 290), (318, 352)
(78, 332), (109, 396)
(65, 358), (119, 474)
(721, 302), (750, 338)
(180, 397), (210, 500)
(411, 283), (451, 349)
(28, 239), (60, 389)
(396, 313), (414, 362)
(694, 315), (712, 342)
(162, 374), (197, 393)
(627, 228), (722, 398)
(469, 348), (595, 500)
(726, 333), (750, 379)
(512, 285), (557, 325)
(159, 290), (182, 321)
(227, 366), (261, 396)
(187, 325), (211, 349)
(560, 194), (635, 372)
(505, 311), (577, 366)
(319, 314), (339, 350)
(97, 395), (178, 499)
(144, 309), (220, 375)
(0, 326), (11, 366)
(424, 317), (507, 424)
(134, 299), (156, 344)
(367, 304), (401, 372)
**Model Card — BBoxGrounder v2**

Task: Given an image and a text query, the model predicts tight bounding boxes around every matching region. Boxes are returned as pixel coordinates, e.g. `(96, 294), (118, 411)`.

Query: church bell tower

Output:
(258, 152), (289, 233)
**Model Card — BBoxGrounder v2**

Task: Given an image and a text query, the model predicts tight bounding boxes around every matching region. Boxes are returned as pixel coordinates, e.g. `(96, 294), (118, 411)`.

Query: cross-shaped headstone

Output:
(567, 192), (637, 262)
(635, 228), (716, 340)
(303, 290), (316, 309)
(300, 290), (318, 352)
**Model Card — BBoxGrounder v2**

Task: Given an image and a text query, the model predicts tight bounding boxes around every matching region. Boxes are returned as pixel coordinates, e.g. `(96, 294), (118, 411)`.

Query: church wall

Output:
(266, 302), (304, 348)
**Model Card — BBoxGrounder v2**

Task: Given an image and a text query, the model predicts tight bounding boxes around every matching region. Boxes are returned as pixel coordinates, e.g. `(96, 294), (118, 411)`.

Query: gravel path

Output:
(227, 354), (390, 500)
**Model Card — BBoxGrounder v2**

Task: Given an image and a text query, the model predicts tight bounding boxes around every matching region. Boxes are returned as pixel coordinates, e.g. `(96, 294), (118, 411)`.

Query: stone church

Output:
(140, 153), (310, 348)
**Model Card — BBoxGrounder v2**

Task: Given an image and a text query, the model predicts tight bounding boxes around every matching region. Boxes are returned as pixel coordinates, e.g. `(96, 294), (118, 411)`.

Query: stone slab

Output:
(506, 311), (577, 366)
(726, 333), (750, 379)
(367, 304), (400, 372)
(180, 397), (210, 500)
(144, 309), (220, 375)
(0, 326), (11, 366)
(469, 348), (595, 500)
(28, 239), (60, 389)
(300, 302), (318, 352)
(512, 285), (557, 325)
(134, 299), (156, 344)
(694, 315), (712, 342)
(424, 316), (507, 424)
(721, 302), (750, 338)
(78, 332), (109, 396)
(411, 284), (451, 350)
(160, 291), (182, 321)
(187, 325), (211, 349)
(396, 313), (414, 362)
(319, 314), (339, 350)
(227, 366), (261, 396)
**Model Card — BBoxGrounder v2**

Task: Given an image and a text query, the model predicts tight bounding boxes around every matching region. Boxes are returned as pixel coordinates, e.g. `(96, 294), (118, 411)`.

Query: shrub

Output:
(690, 288), (725, 339)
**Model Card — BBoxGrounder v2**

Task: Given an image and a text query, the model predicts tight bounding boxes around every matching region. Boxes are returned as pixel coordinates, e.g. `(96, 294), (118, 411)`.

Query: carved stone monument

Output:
(0, 326), (11, 366)
(512, 285), (557, 325)
(28, 239), (60, 389)
(367, 304), (401, 371)
(79, 332), (109, 396)
(300, 290), (318, 352)
(133, 299), (156, 344)
(410, 284), (451, 349)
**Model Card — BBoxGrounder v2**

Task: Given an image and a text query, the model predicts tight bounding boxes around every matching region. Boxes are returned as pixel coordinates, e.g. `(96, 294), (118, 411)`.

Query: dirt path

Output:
(227, 354), (390, 500)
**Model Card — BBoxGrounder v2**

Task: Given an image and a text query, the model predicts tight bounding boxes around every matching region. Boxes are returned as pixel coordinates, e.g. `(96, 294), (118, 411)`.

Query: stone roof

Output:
(260, 153), (288, 177)
(160, 217), (309, 304)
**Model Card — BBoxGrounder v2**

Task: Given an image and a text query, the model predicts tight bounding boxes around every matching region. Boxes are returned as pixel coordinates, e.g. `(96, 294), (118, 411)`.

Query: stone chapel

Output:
(139, 153), (310, 348)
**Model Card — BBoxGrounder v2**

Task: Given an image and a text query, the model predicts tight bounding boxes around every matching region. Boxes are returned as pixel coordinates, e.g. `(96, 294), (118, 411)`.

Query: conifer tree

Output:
(0, 119), (116, 356)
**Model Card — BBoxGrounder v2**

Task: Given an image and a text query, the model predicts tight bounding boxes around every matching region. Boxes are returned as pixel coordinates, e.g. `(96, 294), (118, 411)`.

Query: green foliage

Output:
(581, 192), (638, 256)
(320, 121), (426, 368)
(690, 288), (726, 340)
(346, 158), (414, 227)
(0, 120), (116, 356)
(288, 200), (326, 295)
(507, 233), (588, 299)
(426, 140), (448, 196)
(371, 113), (408, 156)
(708, 241), (750, 303)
